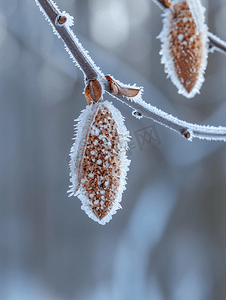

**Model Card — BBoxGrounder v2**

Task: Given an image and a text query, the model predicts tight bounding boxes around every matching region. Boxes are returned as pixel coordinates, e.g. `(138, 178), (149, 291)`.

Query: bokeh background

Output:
(1, 0), (226, 299)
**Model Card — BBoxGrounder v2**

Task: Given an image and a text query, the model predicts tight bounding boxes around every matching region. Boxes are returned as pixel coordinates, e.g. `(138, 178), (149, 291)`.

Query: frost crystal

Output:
(158, 0), (208, 98)
(68, 101), (130, 225)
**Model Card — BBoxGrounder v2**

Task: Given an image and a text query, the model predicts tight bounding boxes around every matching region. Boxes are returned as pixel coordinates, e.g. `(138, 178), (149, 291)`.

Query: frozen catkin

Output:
(68, 100), (130, 225)
(159, 0), (208, 98)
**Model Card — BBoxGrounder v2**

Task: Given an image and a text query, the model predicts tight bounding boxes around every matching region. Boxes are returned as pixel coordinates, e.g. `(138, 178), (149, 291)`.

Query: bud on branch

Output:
(35, 0), (226, 223)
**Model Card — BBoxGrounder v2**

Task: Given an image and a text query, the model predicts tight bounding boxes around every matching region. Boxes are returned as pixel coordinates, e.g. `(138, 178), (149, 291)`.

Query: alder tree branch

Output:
(35, 0), (101, 80)
(208, 32), (226, 56)
(35, 0), (226, 142)
(153, 0), (226, 55)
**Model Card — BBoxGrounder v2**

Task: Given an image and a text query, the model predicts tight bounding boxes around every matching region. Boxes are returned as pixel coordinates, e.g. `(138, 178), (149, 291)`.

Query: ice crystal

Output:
(68, 101), (130, 225)
(158, 0), (208, 98)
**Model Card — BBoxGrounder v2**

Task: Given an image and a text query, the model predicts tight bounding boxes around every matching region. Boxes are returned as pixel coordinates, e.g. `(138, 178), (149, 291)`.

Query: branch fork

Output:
(35, 0), (226, 142)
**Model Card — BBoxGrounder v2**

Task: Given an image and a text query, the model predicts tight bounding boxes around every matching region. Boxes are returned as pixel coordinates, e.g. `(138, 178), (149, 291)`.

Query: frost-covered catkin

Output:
(159, 0), (208, 98)
(68, 101), (130, 225)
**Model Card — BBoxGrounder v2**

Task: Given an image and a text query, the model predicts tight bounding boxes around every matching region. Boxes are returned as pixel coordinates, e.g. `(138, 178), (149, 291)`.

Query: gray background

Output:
(0, 0), (226, 299)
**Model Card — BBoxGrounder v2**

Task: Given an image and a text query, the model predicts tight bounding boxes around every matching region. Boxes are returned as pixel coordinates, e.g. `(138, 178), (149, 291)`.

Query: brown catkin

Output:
(169, 1), (203, 93)
(69, 100), (130, 225)
(79, 106), (121, 220)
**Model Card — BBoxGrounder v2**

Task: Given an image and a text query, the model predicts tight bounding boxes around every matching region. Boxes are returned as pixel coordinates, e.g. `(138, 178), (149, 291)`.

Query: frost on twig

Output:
(35, 0), (226, 224)
(208, 32), (226, 56)
(35, 0), (226, 142)
(35, 0), (103, 80)
(111, 93), (226, 142)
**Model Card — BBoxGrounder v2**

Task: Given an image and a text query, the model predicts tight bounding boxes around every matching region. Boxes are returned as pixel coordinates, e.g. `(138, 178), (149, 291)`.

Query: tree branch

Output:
(208, 32), (226, 55)
(35, 0), (226, 142)
(35, 0), (102, 80)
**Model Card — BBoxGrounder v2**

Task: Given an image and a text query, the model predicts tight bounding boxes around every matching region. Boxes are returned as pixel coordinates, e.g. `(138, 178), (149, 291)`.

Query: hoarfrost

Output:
(68, 100), (130, 225)
(186, 0), (206, 34)
(35, 0), (104, 80)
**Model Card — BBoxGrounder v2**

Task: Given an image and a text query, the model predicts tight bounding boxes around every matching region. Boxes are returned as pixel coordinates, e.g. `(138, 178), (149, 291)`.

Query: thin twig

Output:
(35, 0), (101, 80)
(104, 88), (226, 142)
(35, 0), (226, 142)
(208, 32), (226, 55)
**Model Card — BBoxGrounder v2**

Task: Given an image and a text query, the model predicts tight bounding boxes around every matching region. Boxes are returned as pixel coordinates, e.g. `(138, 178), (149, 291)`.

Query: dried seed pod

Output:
(105, 75), (140, 97)
(68, 100), (130, 225)
(105, 75), (119, 95)
(159, 0), (208, 98)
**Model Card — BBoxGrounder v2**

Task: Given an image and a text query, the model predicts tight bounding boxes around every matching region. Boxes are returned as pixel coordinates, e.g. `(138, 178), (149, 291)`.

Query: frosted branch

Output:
(104, 88), (226, 142)
(35, 0), (103, 80)
(35, 0), (226, 142)
(208, 32), (226, 55)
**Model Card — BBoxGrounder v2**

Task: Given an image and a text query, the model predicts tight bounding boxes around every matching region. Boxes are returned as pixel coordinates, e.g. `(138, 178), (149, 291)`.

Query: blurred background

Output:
(0, 0), (226, 299)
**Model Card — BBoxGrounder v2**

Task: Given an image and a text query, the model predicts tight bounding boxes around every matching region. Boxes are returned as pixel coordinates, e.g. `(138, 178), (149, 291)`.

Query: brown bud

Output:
(85, 79), (102, 105)
(57, 16), (67, 25)
(105, 75), (140, 97)
(105, 75), (118, 95)
(182, 130), (191, 139)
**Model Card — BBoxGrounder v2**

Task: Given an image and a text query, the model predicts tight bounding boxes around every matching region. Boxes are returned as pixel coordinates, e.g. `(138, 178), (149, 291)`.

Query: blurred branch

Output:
(35, 0), (226, 142)
(153, 0), (226, 55)
(208, 32), (226, 55)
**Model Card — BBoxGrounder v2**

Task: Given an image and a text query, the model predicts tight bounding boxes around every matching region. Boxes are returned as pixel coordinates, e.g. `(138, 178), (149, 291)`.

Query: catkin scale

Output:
(159, 0), (208, 98)
(68, 100), (130, 225)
